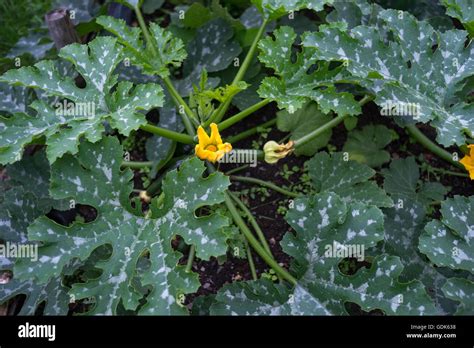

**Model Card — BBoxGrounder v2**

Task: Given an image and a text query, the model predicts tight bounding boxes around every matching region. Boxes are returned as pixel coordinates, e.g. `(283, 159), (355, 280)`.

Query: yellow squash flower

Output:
(460, 144), (474, 180)
(195, 123), (232, 162)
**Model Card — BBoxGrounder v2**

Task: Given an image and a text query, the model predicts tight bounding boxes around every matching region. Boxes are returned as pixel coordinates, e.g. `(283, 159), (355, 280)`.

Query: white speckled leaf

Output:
(303, 9), (474, 146)
(307, 152), (393, 208)
(0, 151), (56, 243)
(258, 26), (361, 115)
(325, 0), (381, 30)
(152, 157), (231, 261)
(419, 196), (474, 274)
(0, 151), (70, 315)
(442, 278), (474, 314)
(13, 137), (200, 315)
(185, 19), (241, 75)
(0, 277), (70, 315)
(6, 32), (54, 60)
(97, 15), (187, 78)
(0, 83), (28, 114)
(107, 81), (164, 136)
(251, 0), (334, 20)
(283, 192), (437, 315)
(210, 279), (330, 315)
(381, 197), (455, 314)
(0, 36), (164, 164)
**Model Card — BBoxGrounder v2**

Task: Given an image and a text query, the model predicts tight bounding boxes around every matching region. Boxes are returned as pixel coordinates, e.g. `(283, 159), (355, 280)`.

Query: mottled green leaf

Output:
(0, 151), (70, 315)
(0, 277), (70, 315)
(381, 197), (455, 314)
(211, 279), (330, 315)
(442, 278), (474, 314)
(304, 9), (474, 146)
(14, 137), (201, 315)
(184, 18), (241, 77)
(307, 152), (393, 207)
(0, 36), (164, 164)
(258, 26), (361, 115)
(282, 192), (436, 315)
(252, 0), (335, 20)
(153, 157), (231, 261)
(97, 15), (187, 78)
(419, 196), (474, 273)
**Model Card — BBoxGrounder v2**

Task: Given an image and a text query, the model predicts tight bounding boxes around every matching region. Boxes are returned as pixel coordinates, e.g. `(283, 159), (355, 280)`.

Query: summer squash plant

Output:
(0, 0), (473, 316)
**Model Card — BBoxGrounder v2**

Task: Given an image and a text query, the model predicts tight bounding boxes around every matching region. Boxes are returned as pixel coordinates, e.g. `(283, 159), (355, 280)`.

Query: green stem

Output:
(233, 19), (268, 85)
(406, 125), (463, 169)
(244, 239), (258, 280)
(294, 95), (374, 149)
(218, 99), (271, 131)
(134, 6), (157, 56)
(294, 114), (347, 149)
(231, 176), (300, 198)
(134, 5), (196, 136)
(121, 161), (153, 169)
(227, 118), (276, 144)
(185, 245), (195, 273)
(223, 192), (297, 285)
(162, 77), (197, 136)
(228, 191), (274, 258)
(206, 19), (269, 126)
(140, 124), (194, 144)
(427, 166), (469, 178)
(225, 164), (250, 175)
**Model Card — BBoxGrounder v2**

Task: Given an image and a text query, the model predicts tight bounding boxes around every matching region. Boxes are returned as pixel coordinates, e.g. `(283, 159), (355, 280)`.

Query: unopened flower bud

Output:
(263, 140), (294, 164)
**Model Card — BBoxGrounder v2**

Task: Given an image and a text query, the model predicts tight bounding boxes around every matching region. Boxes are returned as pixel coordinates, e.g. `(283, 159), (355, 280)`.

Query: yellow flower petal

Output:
(197, 125), (211, 145)
(209, 123), (223, 145)
(460, 151), (474, 180)
(194, 124), (232, 163)
(468, 144), (474, 157)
